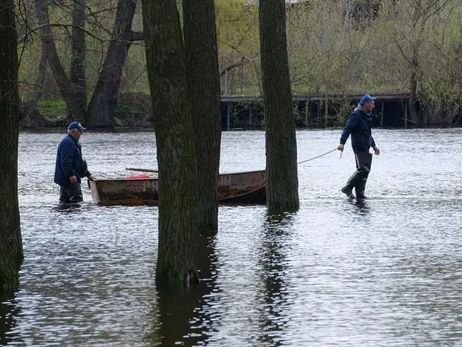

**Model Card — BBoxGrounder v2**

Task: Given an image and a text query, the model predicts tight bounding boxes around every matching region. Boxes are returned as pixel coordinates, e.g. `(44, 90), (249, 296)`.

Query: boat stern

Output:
(89, 180), (100, 204)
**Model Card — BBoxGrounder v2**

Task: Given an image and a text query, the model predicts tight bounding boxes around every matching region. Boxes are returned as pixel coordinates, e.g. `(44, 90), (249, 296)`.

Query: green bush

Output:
(37, 100), (67, 118)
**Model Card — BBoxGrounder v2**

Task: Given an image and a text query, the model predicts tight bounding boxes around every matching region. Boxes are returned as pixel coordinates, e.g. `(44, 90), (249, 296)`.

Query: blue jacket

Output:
(54, 134), (90, 185)
(340, 106), (376, 153)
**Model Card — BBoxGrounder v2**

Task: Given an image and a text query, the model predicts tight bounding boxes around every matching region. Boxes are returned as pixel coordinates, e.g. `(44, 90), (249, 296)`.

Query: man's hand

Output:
(337, 144), (344, 152)
(69, 175), (78, 184)
(373, 146), (380, 155)
(88, 175), (94, 181)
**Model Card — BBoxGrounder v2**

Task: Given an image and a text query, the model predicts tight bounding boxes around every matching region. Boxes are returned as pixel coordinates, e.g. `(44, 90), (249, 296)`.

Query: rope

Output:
(297, 148), (338, 165)
(224, 148), (337, 201)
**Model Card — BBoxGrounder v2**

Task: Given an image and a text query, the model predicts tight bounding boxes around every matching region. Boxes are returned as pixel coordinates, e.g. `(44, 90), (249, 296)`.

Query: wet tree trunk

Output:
(142, 0), (199, 288)
(34, 0), (86, 122)
(259, 0), (299, 213)
(183, 0), (221, 235)
(70, 0), (87, 114)
(0, 0), (24, 291)
(87, 0), (138, 128)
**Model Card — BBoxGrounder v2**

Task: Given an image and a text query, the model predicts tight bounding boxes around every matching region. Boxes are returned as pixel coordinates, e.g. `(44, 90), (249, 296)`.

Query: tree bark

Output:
(0, 0), (24, 292)
(142, 0), (199, 288)
(408, 2), (422, 127)
(25, 41), (48, 120)
(87, 0), (138, 128)
(34, 0), (86, 122)
(259, 0), (300, 213)
(183, 0), (221, 235)
(70, 0), (87, 114)
(409, 62), (419, 127)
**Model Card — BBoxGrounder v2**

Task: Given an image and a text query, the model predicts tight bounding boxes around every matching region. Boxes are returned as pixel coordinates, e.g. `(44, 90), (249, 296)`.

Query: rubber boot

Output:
(355, 177), (368, 199)
(341, 173), (358, 198)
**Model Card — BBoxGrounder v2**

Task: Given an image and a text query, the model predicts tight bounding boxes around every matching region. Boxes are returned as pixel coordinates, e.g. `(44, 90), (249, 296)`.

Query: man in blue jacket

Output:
(337, 94), (380, 199)
(54, 121), (93, 205)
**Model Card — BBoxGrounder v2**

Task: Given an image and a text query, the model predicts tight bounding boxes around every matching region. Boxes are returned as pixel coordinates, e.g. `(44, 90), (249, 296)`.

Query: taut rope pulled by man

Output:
(297, 148), (338, 165)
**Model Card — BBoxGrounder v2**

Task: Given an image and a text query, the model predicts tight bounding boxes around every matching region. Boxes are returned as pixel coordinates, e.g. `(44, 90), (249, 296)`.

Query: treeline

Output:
(16, 0), (462, 128)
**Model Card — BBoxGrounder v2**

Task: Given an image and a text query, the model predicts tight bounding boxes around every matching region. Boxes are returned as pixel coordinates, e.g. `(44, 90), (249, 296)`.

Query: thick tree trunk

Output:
(259, 0), (299, 213)
(183, 0), (221, 235)
(0, 0), (24, 292)
(70, 0), (87, 115)
(142, 0), (199, 288)
(87, 0), (138, 128)
(25, 41), (48, 120)
(34, 0), (86, 122)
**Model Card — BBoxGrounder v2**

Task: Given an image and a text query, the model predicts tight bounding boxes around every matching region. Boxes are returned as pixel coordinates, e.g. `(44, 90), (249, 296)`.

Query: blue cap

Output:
(359, 94), (377, 105)
(67, 121), (86, 132)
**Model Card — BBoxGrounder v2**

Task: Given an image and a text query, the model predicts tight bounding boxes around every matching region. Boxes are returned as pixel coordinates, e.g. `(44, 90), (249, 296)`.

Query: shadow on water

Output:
(152, 235), (219, 346)
(256, 213), (295, 346)
(0, 291), (21, 345)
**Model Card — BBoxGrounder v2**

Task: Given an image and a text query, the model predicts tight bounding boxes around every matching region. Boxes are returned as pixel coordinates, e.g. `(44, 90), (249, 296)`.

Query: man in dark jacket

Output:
(54, 121), (93, 205)
(337, 94), (380, 199)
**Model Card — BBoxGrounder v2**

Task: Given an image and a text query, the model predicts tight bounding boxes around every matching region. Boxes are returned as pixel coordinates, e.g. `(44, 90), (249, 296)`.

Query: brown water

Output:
(1, 129), (462, 346)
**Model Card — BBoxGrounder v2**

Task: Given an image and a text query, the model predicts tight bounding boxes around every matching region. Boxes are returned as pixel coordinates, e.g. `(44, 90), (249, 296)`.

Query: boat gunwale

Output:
(93, 169), (266, 182)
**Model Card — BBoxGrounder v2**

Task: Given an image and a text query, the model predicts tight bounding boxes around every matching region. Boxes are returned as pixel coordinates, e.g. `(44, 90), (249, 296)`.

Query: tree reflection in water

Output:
(0, 291), (21, 345)
(256, 213), (295, 346)
(153, 234), (219, 346)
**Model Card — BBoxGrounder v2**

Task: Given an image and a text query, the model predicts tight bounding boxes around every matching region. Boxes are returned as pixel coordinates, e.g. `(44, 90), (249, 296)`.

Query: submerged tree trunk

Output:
(142, 0), (199, 288)
(183, 0), (221, 234)
(259, 0), (299, 213)
(87, 0), (138, 128)
(156, 234), (217, 344)
(0, 0), (24, 291)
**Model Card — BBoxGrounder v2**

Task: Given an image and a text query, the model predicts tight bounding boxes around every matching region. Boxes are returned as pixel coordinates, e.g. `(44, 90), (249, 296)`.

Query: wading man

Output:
(338, 94), (380, 200)
(54, 121), (93, 205)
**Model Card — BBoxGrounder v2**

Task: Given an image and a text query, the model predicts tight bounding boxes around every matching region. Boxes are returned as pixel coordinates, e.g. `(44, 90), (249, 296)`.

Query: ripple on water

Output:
(2, 129), (462, 346)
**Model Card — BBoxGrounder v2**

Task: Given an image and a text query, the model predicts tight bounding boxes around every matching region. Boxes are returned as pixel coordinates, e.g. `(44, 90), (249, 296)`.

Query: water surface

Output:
(1, 129), (462, 346)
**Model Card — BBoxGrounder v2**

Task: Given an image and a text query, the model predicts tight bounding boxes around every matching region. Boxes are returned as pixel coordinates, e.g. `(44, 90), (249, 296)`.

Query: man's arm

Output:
(339, 113), (358, 145)
(60, 141), (76, 181)
(371, 135), (376, 148)
(371, 136), (380, 154)
(82, 160), (94, 180)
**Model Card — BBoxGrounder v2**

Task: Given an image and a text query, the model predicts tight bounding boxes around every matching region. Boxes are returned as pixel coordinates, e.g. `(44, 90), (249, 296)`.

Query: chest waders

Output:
(341, 152), (373, 199)
(59, 183), (83, 205)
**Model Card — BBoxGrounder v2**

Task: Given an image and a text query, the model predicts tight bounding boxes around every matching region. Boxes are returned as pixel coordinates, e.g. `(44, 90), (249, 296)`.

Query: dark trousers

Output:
(343, 152), (372, 198)
(59, 183), (83, 205)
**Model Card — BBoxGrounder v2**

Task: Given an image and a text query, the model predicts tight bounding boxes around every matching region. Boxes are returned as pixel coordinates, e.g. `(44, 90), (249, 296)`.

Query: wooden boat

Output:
(89, 169), (266, 205)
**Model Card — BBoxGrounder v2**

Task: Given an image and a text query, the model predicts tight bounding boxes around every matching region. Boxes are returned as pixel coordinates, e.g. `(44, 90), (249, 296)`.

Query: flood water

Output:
(1, 129), (462, 346)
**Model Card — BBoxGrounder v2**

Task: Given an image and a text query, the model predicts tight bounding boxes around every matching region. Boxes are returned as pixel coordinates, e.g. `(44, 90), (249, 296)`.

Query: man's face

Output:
(364, 101), (375, 112)
(70, 128), (82, 139)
